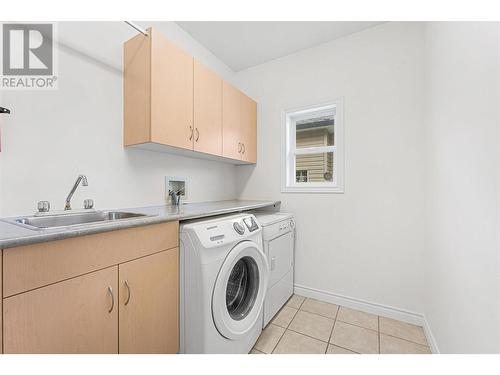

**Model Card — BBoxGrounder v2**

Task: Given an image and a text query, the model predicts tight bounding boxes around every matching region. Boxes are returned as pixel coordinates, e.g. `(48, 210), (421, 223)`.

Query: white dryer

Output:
(180, 214), (269, 354)
(253, 212), (295, 327)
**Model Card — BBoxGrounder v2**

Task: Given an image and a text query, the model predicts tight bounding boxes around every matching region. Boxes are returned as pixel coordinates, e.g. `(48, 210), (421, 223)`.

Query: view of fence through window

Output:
(295, 115), (335, 182)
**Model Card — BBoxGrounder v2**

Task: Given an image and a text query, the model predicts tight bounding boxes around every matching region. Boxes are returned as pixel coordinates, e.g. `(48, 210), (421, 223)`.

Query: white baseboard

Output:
(294, 284), (440, 354)
(421, 317), (440, 354)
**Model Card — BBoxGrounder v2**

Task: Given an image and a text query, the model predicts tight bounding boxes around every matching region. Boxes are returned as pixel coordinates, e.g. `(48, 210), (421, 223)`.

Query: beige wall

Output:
(424, 22), (500, 353)
(234, 22), (426, 315)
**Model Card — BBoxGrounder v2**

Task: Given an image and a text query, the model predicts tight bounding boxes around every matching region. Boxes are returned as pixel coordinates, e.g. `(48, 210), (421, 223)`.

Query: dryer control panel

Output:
(278, 219), (294, 232)
(265, 218), (295, 239)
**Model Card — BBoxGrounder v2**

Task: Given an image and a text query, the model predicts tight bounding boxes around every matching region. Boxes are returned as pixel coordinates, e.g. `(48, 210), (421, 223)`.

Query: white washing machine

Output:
(180, 213), (269, 354)
(253, 212), (295, 327)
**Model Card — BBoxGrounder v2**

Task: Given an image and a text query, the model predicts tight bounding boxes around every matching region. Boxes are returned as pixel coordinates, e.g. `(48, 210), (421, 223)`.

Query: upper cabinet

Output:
(222, 82), (257, 163)
(124, 27), (194, 150)
(194, 60), (222, 156)
(240, 92), (257, 163)
(150, 29), (194, 150)
(124, 27), (256, 165)
(222, 82), (241, 160)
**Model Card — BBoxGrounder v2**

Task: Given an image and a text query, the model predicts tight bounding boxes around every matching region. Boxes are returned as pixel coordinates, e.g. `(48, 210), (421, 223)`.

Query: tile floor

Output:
(251, 294), (432, 354)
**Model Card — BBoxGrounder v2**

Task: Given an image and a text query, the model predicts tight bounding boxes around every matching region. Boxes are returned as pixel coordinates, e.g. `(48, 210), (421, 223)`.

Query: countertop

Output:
(0, 200), (281, 249)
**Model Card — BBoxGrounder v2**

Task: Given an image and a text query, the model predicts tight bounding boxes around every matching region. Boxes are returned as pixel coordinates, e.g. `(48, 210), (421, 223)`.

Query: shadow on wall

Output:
(235, 164), (257, 197)
(57, 41), (122, 77)
(123, 147), (239, 203)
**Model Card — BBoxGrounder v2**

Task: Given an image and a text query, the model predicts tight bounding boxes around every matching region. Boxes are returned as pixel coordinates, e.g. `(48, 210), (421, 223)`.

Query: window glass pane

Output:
(295, 115), (334, 149)
(295, 152), (334, 183)
(296, 170), (308, 182)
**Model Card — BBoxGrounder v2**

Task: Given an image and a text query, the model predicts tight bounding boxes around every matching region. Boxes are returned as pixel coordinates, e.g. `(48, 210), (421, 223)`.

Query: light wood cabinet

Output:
(3, 222), (178, 297)
(1, 222), (180, 354)
(222, 81), (257, 163)
(124, 27), (194, 150)
(3, 267), (119, 354)
(124, 27), (257, 164)
(194, 60), (223, 156)
(222, 82), (242, 160)
(0, 252), (2, 353)
(119, 248), (179, 354)
(240, 92), (257, 163)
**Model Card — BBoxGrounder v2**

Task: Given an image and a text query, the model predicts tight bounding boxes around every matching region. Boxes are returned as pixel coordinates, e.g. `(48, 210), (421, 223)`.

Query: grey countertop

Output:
(0, 200), (280, 249)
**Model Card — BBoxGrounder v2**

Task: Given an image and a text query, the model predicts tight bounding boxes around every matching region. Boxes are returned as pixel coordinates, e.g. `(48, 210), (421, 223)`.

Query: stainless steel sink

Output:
(5, 210), (150, 231)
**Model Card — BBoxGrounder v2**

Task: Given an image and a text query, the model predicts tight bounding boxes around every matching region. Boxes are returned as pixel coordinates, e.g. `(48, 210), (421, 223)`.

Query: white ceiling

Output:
(176, 21), (384, 72)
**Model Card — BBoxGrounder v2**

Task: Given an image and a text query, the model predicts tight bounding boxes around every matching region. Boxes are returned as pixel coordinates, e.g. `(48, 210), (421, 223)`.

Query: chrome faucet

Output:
(168, 187), (184, 206)
(65, 175), (88, 210)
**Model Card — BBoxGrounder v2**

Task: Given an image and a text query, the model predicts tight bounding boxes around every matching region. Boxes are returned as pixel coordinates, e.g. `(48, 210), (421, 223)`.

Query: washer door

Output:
(212, 241), (269, 340)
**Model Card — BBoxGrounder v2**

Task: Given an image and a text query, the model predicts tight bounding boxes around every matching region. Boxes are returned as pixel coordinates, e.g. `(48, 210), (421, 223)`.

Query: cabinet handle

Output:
(195, 128), (200, 142)
(124, 280), (131, 306)
(107, 286), (115, 313)
(238, 142), (242, 153)
(189, 126), (193, 141)
(242, 143), (245, 154)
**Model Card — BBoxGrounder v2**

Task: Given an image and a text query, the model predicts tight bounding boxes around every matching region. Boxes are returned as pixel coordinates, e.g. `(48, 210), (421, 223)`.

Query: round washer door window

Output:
(226, 256), (259, 321)
(212, 241), (269, 340)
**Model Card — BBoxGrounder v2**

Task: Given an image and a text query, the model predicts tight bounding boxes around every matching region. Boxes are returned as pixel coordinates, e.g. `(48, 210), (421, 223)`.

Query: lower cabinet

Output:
(2, 248), (179, 354)
(0, 253), (3, 353)
(3, 267), (119, 354)
(119, 249), (179, 354)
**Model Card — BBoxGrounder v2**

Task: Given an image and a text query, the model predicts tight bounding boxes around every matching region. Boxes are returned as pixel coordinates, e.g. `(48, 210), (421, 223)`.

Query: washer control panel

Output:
(185, 214), (261, 248)
(243, 216), (259, 232)
(233, 221), (246, 235)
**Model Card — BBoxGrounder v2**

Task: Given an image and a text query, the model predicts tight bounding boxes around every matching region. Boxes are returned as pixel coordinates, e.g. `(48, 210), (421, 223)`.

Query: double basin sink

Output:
(5, 210), (151, 231)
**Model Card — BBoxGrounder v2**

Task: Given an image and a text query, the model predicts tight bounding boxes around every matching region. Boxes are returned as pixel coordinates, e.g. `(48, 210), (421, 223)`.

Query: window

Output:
(282, 99), (344, 193)
(296, 170), (309, 183)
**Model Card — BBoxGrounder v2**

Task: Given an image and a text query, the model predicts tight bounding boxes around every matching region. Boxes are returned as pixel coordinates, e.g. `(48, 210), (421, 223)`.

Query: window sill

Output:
(281, 186), (345, 194)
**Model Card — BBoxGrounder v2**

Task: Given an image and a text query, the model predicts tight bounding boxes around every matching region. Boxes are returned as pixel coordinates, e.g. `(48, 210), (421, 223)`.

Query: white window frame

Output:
(281, 98), (345, 193)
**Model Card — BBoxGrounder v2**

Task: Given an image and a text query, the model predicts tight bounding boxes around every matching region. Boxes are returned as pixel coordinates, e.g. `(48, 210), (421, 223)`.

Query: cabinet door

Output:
(119, 248), (179, 354)
(3, 267), (118, 354)
(222, 81), (242, 160)
(194, 60), (223, 156)
(240, 93), (257, 163)
(0, 252), (2, 353)
(151, 28), (194, 150)
(124, 28), (151, 146)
